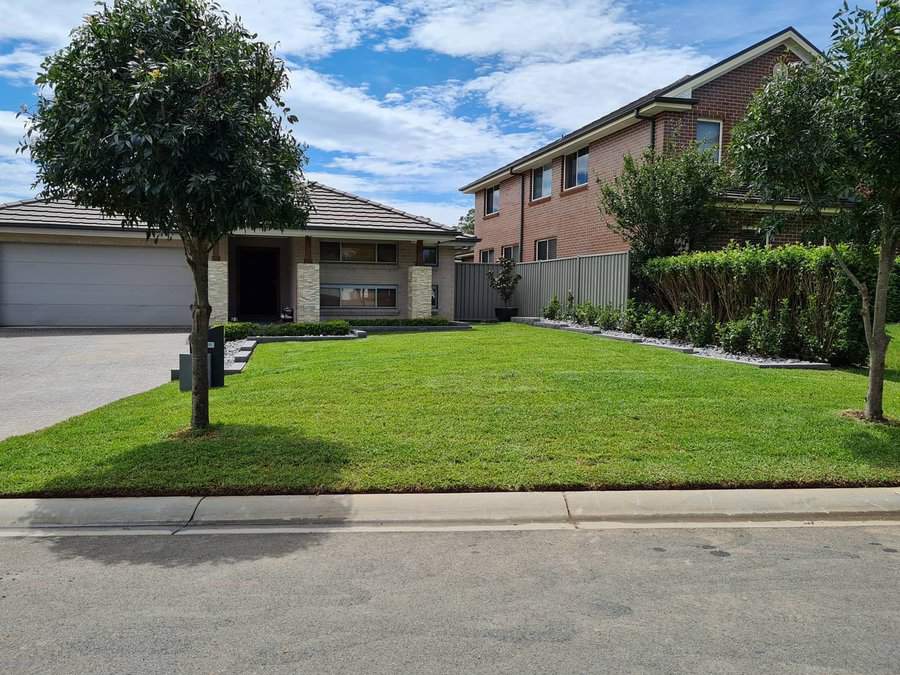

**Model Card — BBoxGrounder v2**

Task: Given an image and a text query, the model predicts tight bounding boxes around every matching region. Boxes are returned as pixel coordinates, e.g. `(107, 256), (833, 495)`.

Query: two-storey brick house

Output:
(460, 28), (821, 263)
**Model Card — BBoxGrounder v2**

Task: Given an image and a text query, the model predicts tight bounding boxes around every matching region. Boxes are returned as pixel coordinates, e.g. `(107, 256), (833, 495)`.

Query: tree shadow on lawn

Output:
(839, 419), (900, 473)
(27, 424), (355, 569)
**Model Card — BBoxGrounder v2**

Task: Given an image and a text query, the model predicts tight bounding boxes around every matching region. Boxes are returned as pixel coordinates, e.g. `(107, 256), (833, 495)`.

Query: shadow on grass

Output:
(840, 420), (900, 472)
(26, 424), (354, 568)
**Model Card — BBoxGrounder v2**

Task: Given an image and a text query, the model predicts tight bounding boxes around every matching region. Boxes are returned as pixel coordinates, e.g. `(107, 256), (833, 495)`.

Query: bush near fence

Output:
(635, 244), (900, 365)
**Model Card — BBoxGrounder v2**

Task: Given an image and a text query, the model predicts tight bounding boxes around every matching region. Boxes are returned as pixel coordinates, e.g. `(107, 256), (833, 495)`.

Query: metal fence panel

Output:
(455, 251), (629, 321)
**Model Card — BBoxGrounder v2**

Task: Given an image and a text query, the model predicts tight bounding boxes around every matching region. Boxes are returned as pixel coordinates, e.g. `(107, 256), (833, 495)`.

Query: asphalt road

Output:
(0, 329), (187, 439)
(1, 526), (898, 674)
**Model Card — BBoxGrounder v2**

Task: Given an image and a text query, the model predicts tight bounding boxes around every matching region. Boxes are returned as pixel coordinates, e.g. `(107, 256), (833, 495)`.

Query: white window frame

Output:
(535, 237), (557, 261)
(531, 163), (552, 201)
(484, 185), (500, 215)
(696, 119), (723, 164)
(479, 248), (495, 263)
(563, 147), (589, 190)
(431, 284), (439, 310)
(501, 244), (519, 262)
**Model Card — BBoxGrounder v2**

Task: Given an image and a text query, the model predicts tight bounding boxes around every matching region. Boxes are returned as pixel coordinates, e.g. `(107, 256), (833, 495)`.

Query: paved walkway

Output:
(0, 329), (187, 440)
(2, 487), (899, 534)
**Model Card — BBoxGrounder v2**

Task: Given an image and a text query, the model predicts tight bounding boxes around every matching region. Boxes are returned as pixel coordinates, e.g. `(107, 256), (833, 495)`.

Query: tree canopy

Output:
(731, 0), (899, 421)
(23, 0), (312, 429)
(598, 144), (727, 262)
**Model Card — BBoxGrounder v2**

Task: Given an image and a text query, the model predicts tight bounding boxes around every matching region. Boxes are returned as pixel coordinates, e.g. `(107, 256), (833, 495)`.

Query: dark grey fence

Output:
(454, 251), (630, 321)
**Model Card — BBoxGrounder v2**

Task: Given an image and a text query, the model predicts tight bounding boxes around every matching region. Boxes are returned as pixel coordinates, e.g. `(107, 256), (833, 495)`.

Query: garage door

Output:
(0, 242), (194, 326)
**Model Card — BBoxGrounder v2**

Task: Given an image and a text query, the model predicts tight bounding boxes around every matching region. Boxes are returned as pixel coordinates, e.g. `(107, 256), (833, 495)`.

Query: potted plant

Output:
(487, 256), (522, 322)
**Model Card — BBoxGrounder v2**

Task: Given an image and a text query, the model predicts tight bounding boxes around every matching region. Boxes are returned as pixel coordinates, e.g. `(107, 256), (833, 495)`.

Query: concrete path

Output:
(2, 487), (900, 534)
(2, 525), (899, 673)
(0, 328), (187, 440)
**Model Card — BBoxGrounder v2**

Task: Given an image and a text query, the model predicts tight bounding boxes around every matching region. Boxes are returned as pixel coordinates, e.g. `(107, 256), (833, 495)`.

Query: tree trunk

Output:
(187, 241), (212, 431)
(864, 234), (896, 421)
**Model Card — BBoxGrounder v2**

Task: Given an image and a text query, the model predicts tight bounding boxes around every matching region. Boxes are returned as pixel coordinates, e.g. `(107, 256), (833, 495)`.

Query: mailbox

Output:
(179, 326), (225, 392)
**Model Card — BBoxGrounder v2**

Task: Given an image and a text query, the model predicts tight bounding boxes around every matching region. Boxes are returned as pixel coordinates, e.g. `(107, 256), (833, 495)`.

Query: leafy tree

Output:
(22, 0), (311, 430)
(598, 144), (727, 262)
(730, 0), (899, 421)
(486, 256), (521, 307)
(458, 207), (475, 234)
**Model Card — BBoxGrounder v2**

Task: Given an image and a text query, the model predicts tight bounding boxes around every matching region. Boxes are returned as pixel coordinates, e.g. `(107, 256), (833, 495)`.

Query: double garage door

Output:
(0, 242), (194, 326)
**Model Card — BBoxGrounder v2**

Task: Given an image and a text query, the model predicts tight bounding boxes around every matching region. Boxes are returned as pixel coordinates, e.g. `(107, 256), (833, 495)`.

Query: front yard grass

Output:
(1, 323), (898, 497)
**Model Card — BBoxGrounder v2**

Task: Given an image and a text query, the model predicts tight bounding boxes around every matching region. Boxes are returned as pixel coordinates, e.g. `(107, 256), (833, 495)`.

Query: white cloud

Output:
(285, 66), (546, 191)
(386, 0), (638, 61)
(0, 46), (46, 85)
(468, 48), (714, 131)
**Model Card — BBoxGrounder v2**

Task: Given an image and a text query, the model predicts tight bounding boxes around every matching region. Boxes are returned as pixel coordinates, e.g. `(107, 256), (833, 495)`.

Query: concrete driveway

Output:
(0, 329), (188, 440)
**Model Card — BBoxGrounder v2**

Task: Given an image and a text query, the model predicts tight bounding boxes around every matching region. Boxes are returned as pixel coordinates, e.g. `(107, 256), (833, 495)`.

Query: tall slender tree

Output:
(23, 0), (311, 430)
(731, 0), (899, 421)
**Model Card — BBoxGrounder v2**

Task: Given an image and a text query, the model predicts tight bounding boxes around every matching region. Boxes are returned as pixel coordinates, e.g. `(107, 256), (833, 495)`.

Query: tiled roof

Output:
(0, 182), (474, 239)
(459, 27), (821, 192)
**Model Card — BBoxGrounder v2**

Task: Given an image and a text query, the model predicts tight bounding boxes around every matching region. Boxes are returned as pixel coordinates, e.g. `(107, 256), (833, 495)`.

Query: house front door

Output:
(237, 246), (280, 320)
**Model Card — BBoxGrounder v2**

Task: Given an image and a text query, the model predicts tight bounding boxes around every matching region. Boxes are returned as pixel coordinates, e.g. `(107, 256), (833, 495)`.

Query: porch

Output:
(209, 233), (459, 324)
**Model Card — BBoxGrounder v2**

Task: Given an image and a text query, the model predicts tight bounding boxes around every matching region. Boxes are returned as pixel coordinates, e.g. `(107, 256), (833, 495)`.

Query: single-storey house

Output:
(0, 182), (476, 326)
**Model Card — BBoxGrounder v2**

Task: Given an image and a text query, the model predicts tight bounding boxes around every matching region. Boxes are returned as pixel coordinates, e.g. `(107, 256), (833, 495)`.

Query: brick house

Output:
(0, 183), (476, 326)
(460, 28), (822, 263)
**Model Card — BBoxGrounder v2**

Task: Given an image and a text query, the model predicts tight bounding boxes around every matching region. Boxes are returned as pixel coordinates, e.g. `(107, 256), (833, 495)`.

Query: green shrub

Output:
(219, 321), (351, 341)
(574, 301), (599, 326)
(640, 244), (876, 364)
(637, 307), (669, 338)
(347, 318), (450, 327)
(688, 304), (717, 347)
(747, 303), (784, 357)
(543, 294), (561, 320)
(563, 290), (577, 322)
(666, 307), (692, 342)
(889, 257), (900, 323)
(595, 305), (622, 330)
(620, 300), (644, 333)
(718, 319), (751, 354)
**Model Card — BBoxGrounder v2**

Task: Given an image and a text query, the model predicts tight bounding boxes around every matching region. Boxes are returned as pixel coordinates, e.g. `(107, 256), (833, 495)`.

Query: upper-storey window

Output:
(563, 147), (589, 189)
(531, 163), (552, 200)
(484, 185), (500, 215)
(696, 120), (722, 163)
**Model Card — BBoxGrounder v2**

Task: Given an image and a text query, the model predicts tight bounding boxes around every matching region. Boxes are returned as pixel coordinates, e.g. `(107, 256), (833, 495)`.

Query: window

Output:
(431, 285), (439, 310)
(320, 241), (398, 263)
(421, 245), (439, 266)
(479, 248), (495, 263)
(484, 185), (500, 215)
(535, 238), (557, 261)
(531, 163), (552, 200)
(696, 120), (722, 163)
(563, 148), (589, 189)
(320, 285), (397, 308)
(501, 244), (519, 261)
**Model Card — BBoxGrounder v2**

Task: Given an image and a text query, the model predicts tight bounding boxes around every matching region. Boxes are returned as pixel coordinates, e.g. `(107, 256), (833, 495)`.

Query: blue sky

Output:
(0, 0), (844, 225)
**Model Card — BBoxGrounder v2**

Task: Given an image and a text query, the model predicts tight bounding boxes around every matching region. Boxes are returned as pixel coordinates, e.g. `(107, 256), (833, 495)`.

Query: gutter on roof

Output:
(460, 27), (820, 194)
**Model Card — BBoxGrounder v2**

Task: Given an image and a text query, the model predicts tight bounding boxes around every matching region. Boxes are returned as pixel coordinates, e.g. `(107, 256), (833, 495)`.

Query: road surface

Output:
(1, 525), (898, 673)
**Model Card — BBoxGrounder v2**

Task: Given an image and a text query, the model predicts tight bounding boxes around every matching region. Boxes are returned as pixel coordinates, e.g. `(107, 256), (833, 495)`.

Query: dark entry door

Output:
(238, 246), (280, 319)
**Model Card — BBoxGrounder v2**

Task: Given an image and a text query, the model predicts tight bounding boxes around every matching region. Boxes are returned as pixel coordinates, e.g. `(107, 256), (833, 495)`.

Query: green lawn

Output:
(1, 324), (898, 497)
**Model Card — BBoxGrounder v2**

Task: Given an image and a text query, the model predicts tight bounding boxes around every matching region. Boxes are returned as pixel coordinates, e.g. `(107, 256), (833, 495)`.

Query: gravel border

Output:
(517, 317), (832, 370)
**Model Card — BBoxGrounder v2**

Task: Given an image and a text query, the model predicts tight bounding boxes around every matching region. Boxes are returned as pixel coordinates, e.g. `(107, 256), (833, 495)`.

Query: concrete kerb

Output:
(2, 488), (900, 534)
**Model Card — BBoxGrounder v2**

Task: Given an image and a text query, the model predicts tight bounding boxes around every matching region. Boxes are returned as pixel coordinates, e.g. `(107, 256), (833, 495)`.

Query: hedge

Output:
(219, 321), (351, 341)
(638, 244), (899, 365)
(347, 318), (450, 327)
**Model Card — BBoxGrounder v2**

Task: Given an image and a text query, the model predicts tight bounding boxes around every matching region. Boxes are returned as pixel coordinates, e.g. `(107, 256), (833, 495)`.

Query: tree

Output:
(730, 0), (899, 421)
(598, 144), (727, 262)
(486, 257), (521, 307)
(457, 207), (475, 234)
(22, 0), (310, 430)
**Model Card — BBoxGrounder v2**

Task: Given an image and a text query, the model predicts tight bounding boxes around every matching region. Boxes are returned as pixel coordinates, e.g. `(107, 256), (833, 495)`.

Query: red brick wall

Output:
(662, 45), (800, 159)
(473, 45), (803, 261)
